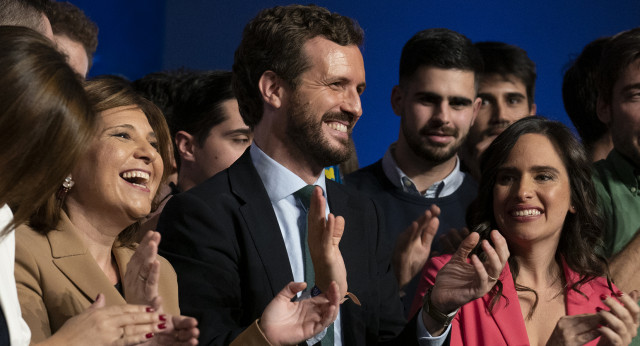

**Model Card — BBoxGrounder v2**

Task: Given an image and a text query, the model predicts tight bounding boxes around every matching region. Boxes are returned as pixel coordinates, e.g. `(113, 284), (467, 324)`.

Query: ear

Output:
(390, 85), (404, 116)
(174, 131), (197, 163)
(569, 205), (576, 214)
(530, 103), (537, 115)
(470, 96), (482, 127)
(596, 96), (612, 125)
(258, 70), (284, 109)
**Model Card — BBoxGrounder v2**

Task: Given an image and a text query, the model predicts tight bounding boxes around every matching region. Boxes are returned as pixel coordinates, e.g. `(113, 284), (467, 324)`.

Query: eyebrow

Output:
(497, 165), (561, 174)
(504, 92), (526, 99)
(103, 124), (157, 139)
(621, 83), (640, 93)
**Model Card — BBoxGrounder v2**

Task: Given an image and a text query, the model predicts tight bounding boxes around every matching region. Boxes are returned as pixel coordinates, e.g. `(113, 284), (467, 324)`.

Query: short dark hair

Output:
(0, 0), (49, 34)
(232, 4), (364, 128)
(468, 116), (608, 315)
(132, 69), (195, 128)
(46, 1), (98, 68)
(398, 28), (482, 89)
(598, 27), (640, 105)
(475, 41), (536, 108)
(171, 70), (238, 168)
(562, 37), (610, 152)
(0, 25), (94, 235)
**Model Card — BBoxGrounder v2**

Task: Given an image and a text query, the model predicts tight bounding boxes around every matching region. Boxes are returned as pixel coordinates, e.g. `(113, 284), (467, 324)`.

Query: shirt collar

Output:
(607, 149), (640, 190)
(381, 143), (465, 198)
(250, 144), (327, 202)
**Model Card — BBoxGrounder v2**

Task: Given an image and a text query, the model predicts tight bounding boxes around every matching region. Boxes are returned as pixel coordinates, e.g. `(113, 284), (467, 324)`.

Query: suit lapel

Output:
(482, 263), (530, 345)
(230, 151), (294, 296)
(49, 213), (126, 305)
(562, 259), (596, 316)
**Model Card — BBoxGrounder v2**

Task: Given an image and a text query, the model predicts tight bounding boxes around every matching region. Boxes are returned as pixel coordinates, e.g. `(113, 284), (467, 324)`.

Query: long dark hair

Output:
(467, 116), (609, 317)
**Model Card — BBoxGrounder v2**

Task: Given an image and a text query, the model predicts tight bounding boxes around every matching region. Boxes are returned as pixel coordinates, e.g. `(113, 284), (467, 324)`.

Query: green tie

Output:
(293, 185), (334, 345)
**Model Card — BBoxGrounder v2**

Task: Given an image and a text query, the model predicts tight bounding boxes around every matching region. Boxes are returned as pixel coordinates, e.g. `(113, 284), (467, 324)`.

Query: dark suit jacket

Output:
(157, 149), (417, 345)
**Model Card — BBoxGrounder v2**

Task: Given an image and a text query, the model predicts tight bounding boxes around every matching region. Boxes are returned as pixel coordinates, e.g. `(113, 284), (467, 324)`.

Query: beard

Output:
(401, 116), (464, 164)
(285, 96), (355, 168)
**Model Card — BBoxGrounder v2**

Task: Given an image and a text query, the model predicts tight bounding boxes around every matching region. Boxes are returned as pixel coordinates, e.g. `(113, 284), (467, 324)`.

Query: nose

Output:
(515, 176), (534, 201)
(431, 101), (451, 126)
(341, 87), (362, 119)
(135, 140), (159, 164)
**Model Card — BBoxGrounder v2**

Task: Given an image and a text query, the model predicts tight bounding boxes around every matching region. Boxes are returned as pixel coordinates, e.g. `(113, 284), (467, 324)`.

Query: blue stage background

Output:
(71, 0), (640, 167)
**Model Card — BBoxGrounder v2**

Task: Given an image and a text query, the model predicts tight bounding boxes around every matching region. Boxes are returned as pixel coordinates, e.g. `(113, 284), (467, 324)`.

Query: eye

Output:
(496, 173), (516, 185)
(507, 97), (522, 105)
(535, 173), (555, 181)
(113, 132), (131, 140)
(149, 141), (159, 151)
(481, 98), (491, 106)
(233, 137), (250, 144)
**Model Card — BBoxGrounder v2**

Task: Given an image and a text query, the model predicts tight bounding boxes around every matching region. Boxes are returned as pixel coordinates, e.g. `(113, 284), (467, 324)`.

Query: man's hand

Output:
(307, 186), (347, 297)
(392, 204), (439, 289)
(260, 281), (340, 346)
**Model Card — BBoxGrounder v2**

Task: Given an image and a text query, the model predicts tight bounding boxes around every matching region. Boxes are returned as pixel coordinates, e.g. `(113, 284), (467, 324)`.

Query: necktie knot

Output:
(294, 185), (315, 210)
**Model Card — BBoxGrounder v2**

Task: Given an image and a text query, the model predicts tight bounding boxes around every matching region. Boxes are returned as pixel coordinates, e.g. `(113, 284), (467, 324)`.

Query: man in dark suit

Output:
(157, 4), (445, 345)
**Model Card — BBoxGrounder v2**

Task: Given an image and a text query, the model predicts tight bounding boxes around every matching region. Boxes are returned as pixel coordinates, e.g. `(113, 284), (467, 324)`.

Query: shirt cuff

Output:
(416, 308), (451, 346)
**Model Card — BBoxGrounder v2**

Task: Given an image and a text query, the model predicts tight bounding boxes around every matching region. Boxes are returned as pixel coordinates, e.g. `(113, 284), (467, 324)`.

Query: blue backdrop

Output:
(71, 0), (640, 167)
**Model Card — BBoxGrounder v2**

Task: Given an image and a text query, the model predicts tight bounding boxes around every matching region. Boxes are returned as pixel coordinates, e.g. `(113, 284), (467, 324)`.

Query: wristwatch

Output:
(423, 286), (458, 328)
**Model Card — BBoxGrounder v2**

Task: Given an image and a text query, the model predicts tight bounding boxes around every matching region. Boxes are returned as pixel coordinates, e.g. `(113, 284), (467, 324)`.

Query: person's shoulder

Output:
(344, 159), (385, 190)
(15, 223), (48, 244)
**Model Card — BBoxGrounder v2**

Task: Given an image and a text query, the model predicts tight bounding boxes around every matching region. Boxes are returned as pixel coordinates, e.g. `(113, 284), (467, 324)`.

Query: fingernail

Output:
(158, 323), (166, 329)
(600, 294), (607, 300)
(145, 307), (154, 313)
(145, 333), (154, 339)
(597, 324), (603, 328)
(159, 314), (166, 321)
(596, 307), (603, 312)
(615, 290), (624, 297)
(94, 294), (100, 301)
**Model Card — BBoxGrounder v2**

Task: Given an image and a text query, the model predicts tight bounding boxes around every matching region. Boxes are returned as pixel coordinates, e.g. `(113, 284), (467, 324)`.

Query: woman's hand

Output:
(259, 281), (340, 346)
(151, 315), (199, 346)
(422, 230), (509, 335)
(124, 231), (162, 310)
(39, 293), (163, 346)
(546, 290), (640, 346)
(597, 290), (640, 345)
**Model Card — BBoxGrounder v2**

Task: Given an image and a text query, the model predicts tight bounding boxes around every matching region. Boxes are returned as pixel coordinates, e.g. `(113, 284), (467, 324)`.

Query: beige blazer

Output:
(14, 212), (179, 343)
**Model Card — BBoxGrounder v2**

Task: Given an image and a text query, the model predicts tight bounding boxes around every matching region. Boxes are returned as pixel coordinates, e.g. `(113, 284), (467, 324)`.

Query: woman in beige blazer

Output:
(15, 76), (199, 345)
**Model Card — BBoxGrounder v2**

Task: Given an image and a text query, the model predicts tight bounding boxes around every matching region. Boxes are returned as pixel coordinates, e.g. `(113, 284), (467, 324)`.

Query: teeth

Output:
(512, 209), (541, 217)
(327, 122), (347, 133)
(121, 171), (150, 182)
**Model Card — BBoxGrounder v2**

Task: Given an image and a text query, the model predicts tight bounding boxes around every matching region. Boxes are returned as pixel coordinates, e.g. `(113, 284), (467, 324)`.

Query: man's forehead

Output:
(479, 74), (527, 92)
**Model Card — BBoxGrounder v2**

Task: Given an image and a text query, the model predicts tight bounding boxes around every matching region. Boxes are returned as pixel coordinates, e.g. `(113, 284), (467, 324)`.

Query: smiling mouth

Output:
(326, 121), (348, 133)
(510, 209), (542, 217)
(120, 170), (150, 189)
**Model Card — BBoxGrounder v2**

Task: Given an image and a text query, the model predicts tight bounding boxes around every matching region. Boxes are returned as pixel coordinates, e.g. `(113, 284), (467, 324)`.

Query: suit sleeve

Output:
(157, 191), (245, 345)
(14, 230), (52, 344)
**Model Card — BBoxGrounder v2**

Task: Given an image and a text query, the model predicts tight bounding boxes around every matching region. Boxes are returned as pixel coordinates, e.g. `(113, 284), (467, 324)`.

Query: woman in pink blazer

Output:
(411, 117), (640, 345)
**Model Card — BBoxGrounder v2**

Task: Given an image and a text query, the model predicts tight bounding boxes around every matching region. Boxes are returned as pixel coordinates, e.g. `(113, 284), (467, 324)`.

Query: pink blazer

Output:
(410, 254), (616, 346)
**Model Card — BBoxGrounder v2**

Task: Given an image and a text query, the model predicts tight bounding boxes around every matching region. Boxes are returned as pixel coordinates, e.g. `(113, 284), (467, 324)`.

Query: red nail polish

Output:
(615, 290), (624, 297)
(158, 323), (166, 330)
(596, 307), (603, 312)
(600, 294), (607, 300)
(145, 307), (154, 313)
(597, 324), (603, 328)
(159, 314), (166, 321)
(145, 333), (153, 339)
